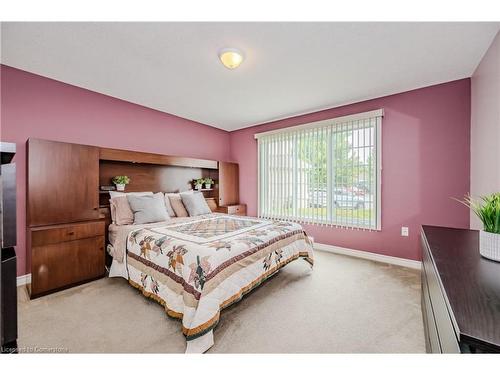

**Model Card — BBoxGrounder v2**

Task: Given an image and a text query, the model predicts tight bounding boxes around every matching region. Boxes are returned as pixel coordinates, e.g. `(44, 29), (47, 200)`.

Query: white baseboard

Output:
(17, 273), (32, 287)
(14, 245), (418, 286)
(314, 242), (421, 270)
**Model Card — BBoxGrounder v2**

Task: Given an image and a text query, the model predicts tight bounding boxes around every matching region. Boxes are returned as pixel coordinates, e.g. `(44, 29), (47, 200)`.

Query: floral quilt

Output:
(125, 214), (314, 353)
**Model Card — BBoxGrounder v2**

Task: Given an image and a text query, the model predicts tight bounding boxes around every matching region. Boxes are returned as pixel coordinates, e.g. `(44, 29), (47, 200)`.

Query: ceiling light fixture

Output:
(219, 48), (244, 69)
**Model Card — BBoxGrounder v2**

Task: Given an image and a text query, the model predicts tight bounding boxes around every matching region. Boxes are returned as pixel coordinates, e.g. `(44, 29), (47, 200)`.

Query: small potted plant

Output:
(459, 193), (500, 262)
(204, 178), (214, 189)
(193, 178), (204, 191)
(112, 175), (130, 191)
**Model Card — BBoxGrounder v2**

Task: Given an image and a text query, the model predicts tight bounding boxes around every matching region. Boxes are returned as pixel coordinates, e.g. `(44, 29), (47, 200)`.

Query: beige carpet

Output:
(17, 251), (425, 353)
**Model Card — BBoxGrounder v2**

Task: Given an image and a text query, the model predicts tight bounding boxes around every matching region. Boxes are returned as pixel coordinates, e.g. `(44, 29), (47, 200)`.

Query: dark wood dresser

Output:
(421, 225), (500, 353)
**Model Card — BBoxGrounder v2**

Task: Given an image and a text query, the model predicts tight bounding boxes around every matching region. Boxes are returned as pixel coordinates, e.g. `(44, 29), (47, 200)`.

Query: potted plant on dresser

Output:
(461, 193), (500, 262)
(112, 175), (130, 191)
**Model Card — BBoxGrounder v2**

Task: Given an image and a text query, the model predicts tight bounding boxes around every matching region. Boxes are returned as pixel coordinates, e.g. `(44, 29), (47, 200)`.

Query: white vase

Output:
(115, 183), (125, 191)
(205, 183), (211, 189)
(195, 184), (202, 191)
(479, 230), (500, 262)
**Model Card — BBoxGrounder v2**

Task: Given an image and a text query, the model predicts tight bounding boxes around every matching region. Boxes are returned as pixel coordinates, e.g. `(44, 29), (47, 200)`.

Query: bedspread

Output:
(124, 214), (314, 353)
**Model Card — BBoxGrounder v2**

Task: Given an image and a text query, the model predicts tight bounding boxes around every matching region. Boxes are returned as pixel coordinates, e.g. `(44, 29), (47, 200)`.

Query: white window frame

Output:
(255, 109), (383, 231)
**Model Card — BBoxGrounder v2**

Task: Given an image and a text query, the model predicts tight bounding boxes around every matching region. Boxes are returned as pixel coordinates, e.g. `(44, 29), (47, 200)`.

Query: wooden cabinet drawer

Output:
(217, 204), (247, 216)
(31, 236), (105, 297)
(31, 221), (105, 247)
(227, 205), (246, 215)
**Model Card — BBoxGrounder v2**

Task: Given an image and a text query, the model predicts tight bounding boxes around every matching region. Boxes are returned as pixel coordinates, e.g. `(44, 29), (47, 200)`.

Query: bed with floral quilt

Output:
(110, 213), (314, 353)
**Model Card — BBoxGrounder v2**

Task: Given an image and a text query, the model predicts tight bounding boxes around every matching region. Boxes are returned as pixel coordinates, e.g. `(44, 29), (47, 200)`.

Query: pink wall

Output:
(230, 79), (471, 261)
(0, 64), (471, 274)
(0, 65), (231, 276)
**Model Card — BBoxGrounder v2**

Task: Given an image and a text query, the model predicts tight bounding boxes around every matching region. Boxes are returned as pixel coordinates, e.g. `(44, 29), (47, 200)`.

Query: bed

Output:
(108, 213), (314, 353)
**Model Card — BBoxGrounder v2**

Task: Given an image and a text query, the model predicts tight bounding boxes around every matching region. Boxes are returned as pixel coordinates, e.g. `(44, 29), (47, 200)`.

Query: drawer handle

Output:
(67, 231), (75, 235)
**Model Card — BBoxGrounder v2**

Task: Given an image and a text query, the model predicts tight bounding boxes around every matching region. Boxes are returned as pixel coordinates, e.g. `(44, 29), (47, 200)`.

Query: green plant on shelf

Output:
(193, 178), (204, 185)
(112, 176), (130, 185)
(203, 178), (214, 189)
(192, 178), (204, 190)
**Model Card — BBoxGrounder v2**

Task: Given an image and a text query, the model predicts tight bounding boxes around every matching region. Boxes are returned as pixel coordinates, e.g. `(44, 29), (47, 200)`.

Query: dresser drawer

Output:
(421, 235), (460, 353)
(422, 262), (441, 353)
(31, 220), (105, 246)
(30, 235), (105, 297)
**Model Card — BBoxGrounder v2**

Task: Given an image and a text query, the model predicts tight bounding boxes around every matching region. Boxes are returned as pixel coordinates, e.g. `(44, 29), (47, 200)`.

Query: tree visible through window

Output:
(256, 110), (382, 230)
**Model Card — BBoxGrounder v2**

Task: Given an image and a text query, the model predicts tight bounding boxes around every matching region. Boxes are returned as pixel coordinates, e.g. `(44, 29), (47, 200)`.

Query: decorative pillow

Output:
(205, 197), (217, 212)
(127, 192), (170, 224)
(167, 193), (189, 217)
(109, 191), (153, 199)
(163, 194), (176, 217)
(109, 196), (134, 225)
(181, 192), (212, 216)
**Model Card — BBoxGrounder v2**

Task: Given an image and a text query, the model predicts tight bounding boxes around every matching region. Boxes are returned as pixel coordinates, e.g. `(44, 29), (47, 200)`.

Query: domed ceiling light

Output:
(219, 48), (244, 69)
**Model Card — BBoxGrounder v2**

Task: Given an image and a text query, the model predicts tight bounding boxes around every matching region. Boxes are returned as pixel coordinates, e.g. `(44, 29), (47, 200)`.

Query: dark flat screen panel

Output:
(1, 163), (16, 248)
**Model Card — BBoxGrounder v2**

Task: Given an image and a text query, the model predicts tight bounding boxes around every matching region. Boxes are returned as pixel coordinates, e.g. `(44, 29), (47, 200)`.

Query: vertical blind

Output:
(256, 109), (382, 230)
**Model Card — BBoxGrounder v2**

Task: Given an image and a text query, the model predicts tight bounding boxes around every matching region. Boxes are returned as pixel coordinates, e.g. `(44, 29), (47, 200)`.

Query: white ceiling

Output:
(1, 22), (499, 131)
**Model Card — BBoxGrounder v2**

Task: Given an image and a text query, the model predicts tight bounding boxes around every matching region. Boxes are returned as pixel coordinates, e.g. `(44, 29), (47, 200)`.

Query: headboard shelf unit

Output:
(25, 137), (240, 298)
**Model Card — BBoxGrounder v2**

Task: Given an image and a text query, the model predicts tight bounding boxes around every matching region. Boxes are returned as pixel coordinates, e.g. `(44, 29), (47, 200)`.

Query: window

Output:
(256, 109), (382, 230)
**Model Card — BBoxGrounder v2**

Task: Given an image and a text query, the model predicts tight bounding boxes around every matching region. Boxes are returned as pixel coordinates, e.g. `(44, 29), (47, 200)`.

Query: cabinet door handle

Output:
(67, 231), (75, 235)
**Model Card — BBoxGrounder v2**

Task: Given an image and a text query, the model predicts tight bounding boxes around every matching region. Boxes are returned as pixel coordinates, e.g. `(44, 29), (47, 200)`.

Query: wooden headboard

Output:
(99, 161), (215, 194)
(98, 147), (219, 208)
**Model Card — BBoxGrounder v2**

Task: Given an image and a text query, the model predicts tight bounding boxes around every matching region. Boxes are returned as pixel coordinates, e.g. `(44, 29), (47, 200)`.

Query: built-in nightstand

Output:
(216, 204), (247, 216)
(28, 220), (106, 298)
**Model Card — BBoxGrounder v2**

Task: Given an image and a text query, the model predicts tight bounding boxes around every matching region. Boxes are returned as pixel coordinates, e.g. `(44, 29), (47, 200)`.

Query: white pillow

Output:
(109, 191), (153, 199)
(180, 191), (212, 216)
(127, 193), (170, 224)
